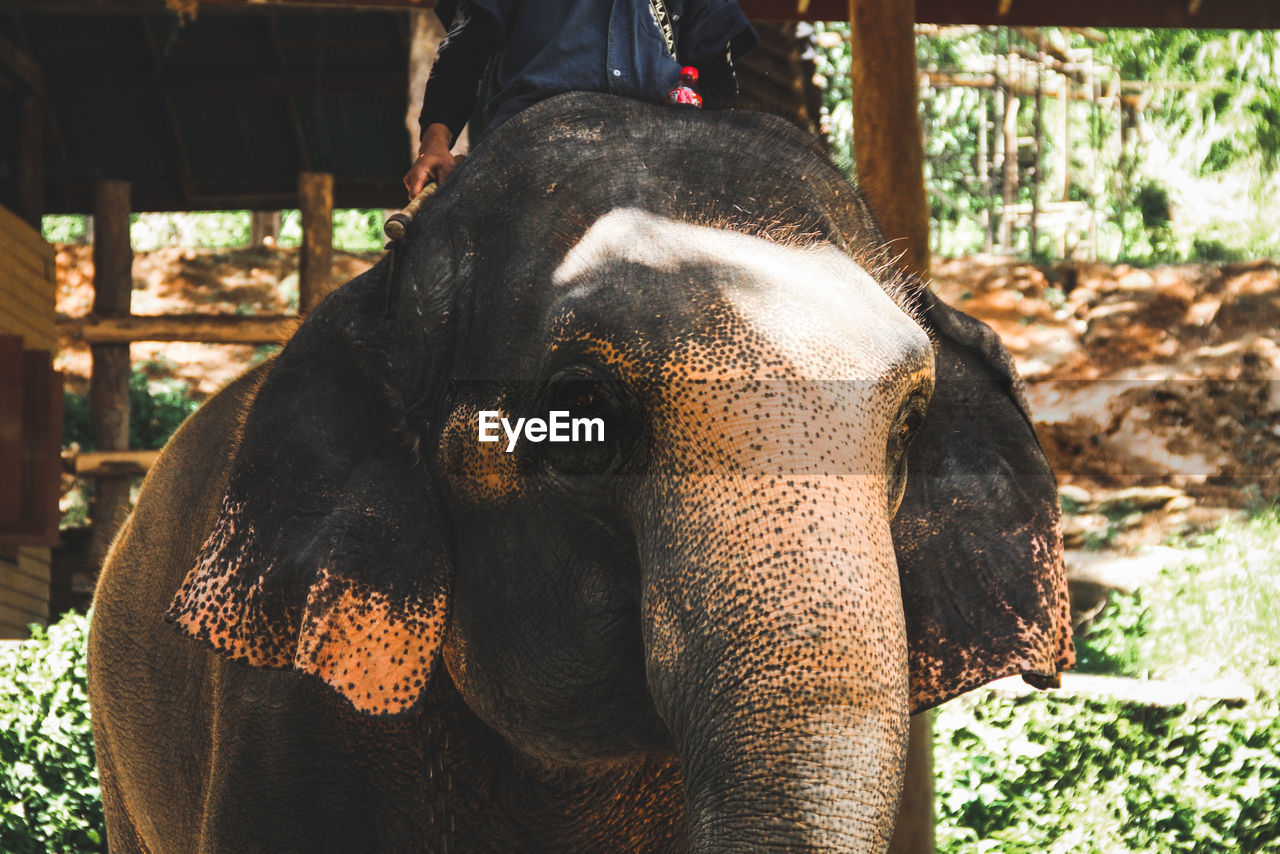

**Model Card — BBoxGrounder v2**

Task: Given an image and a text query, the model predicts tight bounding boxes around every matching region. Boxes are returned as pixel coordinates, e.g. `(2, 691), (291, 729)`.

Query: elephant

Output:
(87, 92), (1072, 853)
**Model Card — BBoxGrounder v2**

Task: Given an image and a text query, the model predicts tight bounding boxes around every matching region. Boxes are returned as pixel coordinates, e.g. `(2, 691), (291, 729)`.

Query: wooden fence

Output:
(69, 174), (338, 566)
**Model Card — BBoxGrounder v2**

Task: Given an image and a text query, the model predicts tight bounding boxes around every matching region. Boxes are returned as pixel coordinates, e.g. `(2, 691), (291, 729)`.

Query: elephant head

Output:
(166, 93), (1071, 851)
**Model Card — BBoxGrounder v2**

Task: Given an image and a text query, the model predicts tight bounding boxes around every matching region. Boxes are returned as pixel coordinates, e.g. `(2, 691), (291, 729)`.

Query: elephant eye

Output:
(540, 370), (632, 477)
(886, 391), (928, 516)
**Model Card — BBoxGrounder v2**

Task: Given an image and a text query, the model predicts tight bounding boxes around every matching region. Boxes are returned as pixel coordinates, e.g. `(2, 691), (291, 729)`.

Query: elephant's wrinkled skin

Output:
(88, 93), (1072, 853)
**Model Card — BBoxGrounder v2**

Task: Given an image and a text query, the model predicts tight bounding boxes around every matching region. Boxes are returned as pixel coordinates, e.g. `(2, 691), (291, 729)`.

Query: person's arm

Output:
(405, 5), (500, 195)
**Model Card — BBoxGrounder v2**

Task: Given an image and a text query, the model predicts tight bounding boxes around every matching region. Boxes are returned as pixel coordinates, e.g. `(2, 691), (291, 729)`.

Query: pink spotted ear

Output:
(893, 287), (1073, 712)
(166, 276), (454, 716)
(294, 570), (449, 715)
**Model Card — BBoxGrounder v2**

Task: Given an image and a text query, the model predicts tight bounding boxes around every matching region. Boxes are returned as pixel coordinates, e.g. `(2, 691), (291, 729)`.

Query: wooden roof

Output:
(2, 0), (1277, 216)
(0, 5), (411, 213)
(24, 0), (1277, 28)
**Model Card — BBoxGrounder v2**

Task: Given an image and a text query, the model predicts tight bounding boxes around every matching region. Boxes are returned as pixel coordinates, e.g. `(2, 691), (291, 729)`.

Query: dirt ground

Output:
(56, 246), (1280, 555)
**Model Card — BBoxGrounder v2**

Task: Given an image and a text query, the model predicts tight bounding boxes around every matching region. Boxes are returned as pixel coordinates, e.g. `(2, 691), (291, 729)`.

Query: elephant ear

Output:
(166, 266), (453, 716)
(893, 285), (1074, 713)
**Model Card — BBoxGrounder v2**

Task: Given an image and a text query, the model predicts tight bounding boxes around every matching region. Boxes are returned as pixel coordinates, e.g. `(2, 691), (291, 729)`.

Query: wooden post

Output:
(298, 171), (335, 314)
(847, 0), (929, 277)
(249, 211), (281, 246)
(1029, 42), (1045, 259)
(88, 180), (132, 569)
(847, 3), (934, 853)
(1000, 60), (1020, 253)
(978, 94), (993, 253)
(1059, 74), (1070, 258)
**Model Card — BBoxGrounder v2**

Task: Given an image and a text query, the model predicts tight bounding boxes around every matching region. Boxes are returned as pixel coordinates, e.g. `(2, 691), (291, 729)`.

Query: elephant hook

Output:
(383, 181), (439, 318)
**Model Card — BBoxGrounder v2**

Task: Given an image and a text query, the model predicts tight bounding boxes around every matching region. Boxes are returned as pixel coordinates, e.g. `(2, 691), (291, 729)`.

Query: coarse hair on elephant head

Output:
(166, 92), (1072, 852)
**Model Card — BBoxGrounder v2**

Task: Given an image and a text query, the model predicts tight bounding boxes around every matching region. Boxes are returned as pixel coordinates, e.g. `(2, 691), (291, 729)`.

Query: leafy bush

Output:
(935, 691), (1280, 853)
(0, 613), (105, 854)
(1074, 506), (1280, 688)
(63, 371), (199, 452)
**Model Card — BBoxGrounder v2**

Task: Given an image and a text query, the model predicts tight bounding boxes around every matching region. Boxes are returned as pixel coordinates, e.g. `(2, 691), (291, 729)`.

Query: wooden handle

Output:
(384, 182), (439, 242)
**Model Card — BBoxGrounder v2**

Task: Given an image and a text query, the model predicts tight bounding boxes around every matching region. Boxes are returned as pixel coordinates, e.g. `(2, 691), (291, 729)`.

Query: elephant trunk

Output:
(640, 475), (911, 853)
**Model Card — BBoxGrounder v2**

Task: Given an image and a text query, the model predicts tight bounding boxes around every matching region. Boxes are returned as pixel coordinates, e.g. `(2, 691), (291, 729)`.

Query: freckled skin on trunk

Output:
(628, 278), (929, 850)
(641, 475), (911, 853)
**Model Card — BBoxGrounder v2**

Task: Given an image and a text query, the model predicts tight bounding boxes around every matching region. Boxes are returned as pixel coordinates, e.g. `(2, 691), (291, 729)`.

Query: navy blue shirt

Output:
(426, 0), (756, 139)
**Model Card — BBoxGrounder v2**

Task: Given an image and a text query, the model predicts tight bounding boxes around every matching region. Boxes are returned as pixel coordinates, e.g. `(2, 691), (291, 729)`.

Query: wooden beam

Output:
(17, 92), (45, 229)
(267, 13), (314, 172)
(16, 0), (1280, 26)
(74, 450), (161, 478)
(0, 30), (44, 92)
(10, 0), (435, 10)
(46, 71), (406, 98)
(26, 176), (406, 217)
(738, 0), (1280, 26)
(141, 14), (199, 205)
(88, 180), (134, 570)
(298, 171), (334, 314)
(58, 313), (298, 344)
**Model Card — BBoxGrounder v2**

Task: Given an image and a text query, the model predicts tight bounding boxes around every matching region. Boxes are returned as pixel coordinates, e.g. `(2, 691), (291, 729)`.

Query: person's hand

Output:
(405, 123), (458, 197)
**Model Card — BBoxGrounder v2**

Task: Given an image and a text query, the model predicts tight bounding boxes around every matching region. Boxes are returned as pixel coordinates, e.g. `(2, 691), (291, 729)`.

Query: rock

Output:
(1095, 485), (1186, 514)
(1058, 483), (1094, 507)
(1061, 513), (1109, 549)
(1117, 268), (1157, 291)
(1066, 546), (1186, 593)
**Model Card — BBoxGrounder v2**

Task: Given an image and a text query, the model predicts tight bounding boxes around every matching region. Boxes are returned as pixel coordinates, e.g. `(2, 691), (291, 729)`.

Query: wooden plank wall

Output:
(0, 548), (51, 637)
(0, 205), (56, 352)
(0, 204), (58, 639)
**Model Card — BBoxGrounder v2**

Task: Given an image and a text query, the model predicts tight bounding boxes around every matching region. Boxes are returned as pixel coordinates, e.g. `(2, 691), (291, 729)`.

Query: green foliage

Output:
(43, 209), (389, 252)
(127, 373), (198, 451)
(62, 392), (93, 452)
(943, 506), (1280, 850)
(811, 24), (854, 166)
(935, 692), (1280, 853)
(1074, 506), (1280, 688)
(0, 613), (105, 854)
(63, 370), (199, 452)
(130, 212), (251, 251)
(1137, 508), (1280, 687)
(41, 216), (88, 245)
(812, 26), (1280, 261)
(1074, 591), (1149, 675)
(333, 209), (390, 252)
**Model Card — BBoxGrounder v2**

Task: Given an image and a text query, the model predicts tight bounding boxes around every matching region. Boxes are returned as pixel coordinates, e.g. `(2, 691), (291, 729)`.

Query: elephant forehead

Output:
(552, 208), (931, 382)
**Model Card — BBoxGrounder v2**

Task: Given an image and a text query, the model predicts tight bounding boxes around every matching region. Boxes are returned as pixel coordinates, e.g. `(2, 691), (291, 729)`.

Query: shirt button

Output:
(612, 69), (622, 77)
